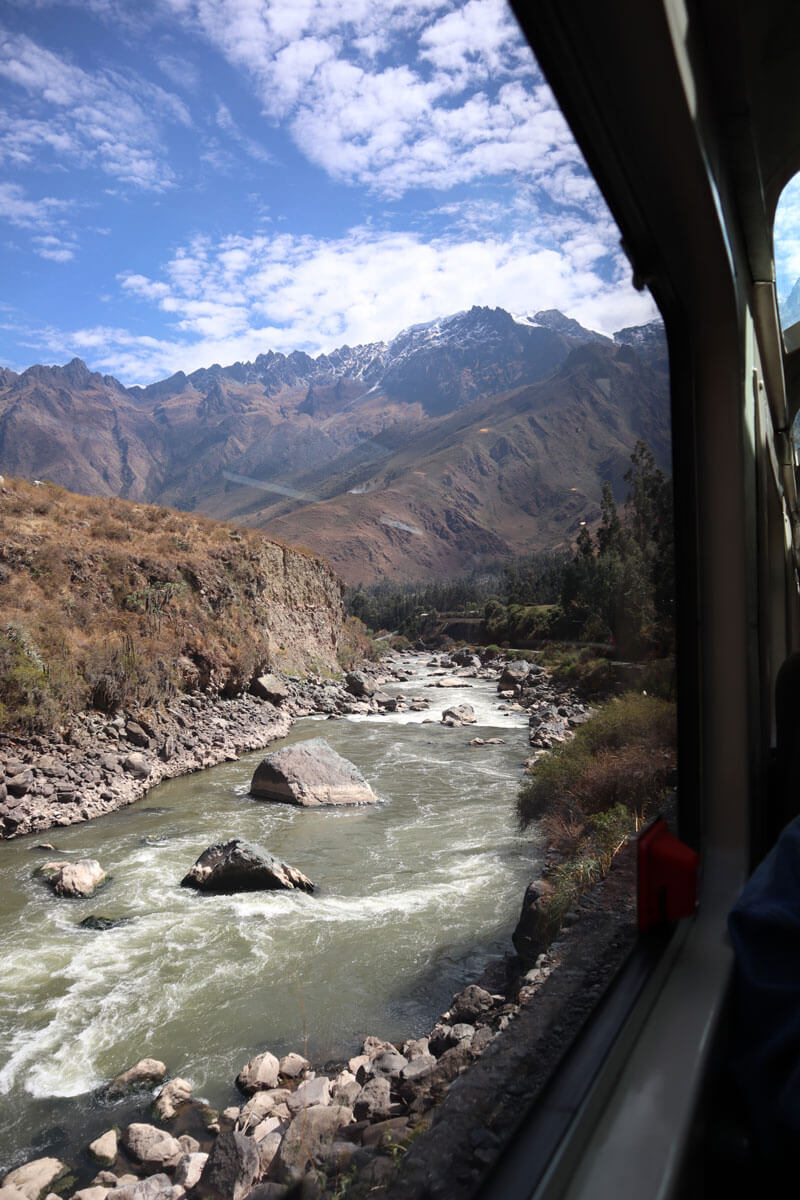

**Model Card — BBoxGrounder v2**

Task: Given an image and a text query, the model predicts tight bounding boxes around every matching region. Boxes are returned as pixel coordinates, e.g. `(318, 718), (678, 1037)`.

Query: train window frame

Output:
(473, 0), (800, 1194)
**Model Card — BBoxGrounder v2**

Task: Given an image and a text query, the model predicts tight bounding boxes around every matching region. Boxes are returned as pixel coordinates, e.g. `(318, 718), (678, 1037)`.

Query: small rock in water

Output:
(181, 839), (313, 894)
(154, 1077), (193, 1119)
(236, 1051), (281, 1095)
(107, 1058), (167, 1097)
(36, 859), (106, 898)
(80, 915), (132, 931)
(88, 1129), (118, 1166)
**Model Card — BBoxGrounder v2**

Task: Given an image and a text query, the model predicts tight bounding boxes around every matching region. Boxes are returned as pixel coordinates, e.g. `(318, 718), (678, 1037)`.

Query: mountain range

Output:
(0, 307), (670, 584)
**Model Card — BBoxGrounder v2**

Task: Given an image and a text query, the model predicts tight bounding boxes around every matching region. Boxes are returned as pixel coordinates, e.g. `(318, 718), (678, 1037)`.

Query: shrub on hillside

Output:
(0, 625), (66, 732)
(337, 615), (380, 669)
(517, 692), (676, 829)
(516, 694), (676, 957)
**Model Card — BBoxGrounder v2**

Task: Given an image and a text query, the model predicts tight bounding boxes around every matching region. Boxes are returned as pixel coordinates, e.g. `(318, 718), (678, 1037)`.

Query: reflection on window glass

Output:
(774, 173), (800, 331)
(0, 0), (675, 1195)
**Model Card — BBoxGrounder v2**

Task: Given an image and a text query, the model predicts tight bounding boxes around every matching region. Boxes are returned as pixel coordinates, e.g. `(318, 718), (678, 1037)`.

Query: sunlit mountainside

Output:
(0, 307), (669, 584)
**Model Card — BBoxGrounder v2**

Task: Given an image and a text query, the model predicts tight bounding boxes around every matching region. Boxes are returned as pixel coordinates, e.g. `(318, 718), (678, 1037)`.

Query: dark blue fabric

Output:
(729, 815), (800, 1160)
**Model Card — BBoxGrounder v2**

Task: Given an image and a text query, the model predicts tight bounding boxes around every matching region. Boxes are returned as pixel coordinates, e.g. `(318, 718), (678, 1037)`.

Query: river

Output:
(0, 656), (542, 1174)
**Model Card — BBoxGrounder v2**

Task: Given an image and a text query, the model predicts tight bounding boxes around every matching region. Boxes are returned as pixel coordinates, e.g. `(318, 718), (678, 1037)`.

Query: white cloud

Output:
(418, 0), (530, 82)
(166, 0), (589, 205)
(0, 182), (81, 262)
(0, 182), (74, 230)
(120, 273), (172, 300)
(0, 1), (658, 385)
(157, 53), (201, 92)
(32, 233), (78, 262)
(0, 28), (190, 190)
(215, 102), (273, 163)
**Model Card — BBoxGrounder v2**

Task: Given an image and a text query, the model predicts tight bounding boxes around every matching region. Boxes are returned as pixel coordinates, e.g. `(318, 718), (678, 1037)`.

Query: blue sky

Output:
(0, 0), (662, 386)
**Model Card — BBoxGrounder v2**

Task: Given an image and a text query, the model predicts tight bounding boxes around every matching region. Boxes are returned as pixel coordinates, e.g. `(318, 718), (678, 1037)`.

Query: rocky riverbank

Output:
(0, 968), (553, 1200)
(0, 860), (636, 1200)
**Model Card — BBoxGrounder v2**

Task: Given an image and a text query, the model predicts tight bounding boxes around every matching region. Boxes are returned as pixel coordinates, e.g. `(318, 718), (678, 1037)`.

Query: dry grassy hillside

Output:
(0, 477), (346, 733)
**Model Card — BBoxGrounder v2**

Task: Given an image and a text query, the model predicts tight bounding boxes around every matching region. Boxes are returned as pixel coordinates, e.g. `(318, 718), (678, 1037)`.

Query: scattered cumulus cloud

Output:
(0, 182), (75, 230)
(0, 28), (189, 190)
(32, 233), (78, 262)
(166, 0), (586, 201)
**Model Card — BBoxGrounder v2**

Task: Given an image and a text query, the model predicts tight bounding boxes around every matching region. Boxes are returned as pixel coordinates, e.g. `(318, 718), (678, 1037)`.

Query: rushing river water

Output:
(0, 658), (542, 1174)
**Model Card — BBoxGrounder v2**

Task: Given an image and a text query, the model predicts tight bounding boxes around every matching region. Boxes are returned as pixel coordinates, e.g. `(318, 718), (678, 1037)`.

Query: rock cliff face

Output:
(248, 541), (344, 676)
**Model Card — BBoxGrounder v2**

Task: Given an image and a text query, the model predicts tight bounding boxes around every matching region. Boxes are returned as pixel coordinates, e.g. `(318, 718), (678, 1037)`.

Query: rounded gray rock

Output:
(250, 738), (377, 807)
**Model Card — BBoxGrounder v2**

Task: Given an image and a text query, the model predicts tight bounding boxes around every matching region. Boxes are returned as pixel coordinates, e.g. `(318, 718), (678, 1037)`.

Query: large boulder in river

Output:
(441, 703), (477, 726)
(181, 839), (314, 894)
(250, 739), (377, 807)
(236, 1050), (281, 1094)
(107, 1057), (167, 1096)
(345, 670), (376, 697)
(36, 859), (106, 897)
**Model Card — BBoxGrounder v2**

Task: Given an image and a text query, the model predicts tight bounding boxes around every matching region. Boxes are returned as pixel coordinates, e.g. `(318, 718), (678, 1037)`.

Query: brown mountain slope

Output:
(253, 342), (670, 584)
(0, 360), (164, 500)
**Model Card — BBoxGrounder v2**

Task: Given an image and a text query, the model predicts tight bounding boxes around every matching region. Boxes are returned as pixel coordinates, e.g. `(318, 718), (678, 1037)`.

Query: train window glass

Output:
(0, 0), (676, 1194)
(774, 173), (800, 337)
